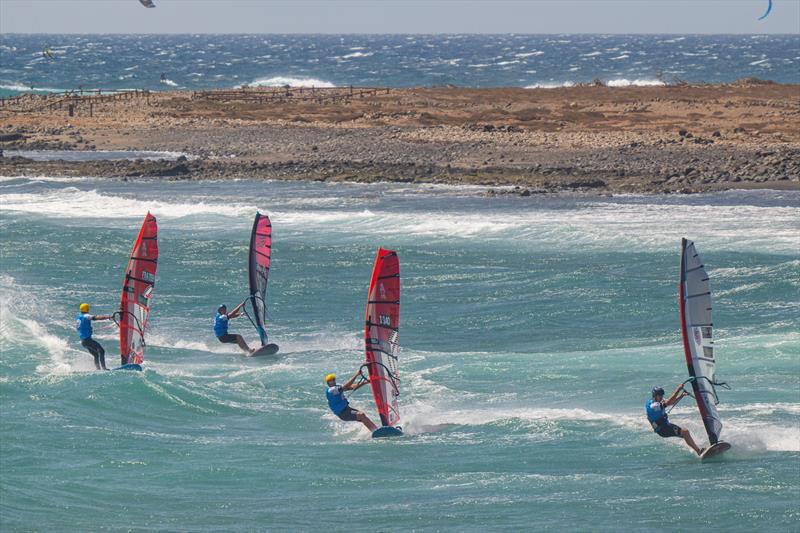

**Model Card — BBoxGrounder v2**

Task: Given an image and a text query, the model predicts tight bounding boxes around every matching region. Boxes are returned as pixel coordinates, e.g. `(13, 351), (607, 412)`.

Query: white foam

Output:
(606, 78), (666, 87)
(270, 199), (800, 255)
(0, 83), (62, 93)
(710, 260), (800, 280)
(396, 391), (800, 453)
(4, 185), (797, 254)
(277, 330), (361, 354)
(273, 208), (516, 239)
(400, 403), (644, 437)
(515, 51), (544, 58)
(0, 275), (85, 374)
(715, 281), (766, 298)
(525, 79), (665, 89)
(147, 326), (361, 357)
(243, 76), (335, 88)
(341, 51), (373, 59)
(146, 333), (238, 355)
(0, 188), (256, 219)
(525, 81), (575, 89)
(678, 416), (800, 453)
(722, 403), (800, 416)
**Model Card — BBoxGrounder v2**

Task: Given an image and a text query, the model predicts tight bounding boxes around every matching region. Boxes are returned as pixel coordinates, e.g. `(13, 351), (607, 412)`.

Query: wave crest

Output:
(242, 76), (335, 88)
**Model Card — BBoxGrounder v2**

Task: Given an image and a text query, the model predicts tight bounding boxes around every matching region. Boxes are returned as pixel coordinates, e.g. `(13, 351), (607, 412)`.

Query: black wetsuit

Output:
(81, 338), (108, 370)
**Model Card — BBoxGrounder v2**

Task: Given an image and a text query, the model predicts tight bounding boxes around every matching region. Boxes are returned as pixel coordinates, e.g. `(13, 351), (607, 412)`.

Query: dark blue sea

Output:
(0, 34), (798, 95)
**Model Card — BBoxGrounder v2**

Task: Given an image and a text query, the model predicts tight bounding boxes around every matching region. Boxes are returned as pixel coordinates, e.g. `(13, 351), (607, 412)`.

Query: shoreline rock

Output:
(1, 84), (798, 194)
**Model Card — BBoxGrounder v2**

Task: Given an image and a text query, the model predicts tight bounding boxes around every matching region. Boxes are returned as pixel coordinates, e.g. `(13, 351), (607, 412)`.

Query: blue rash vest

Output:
(646, 398), (669, 429)
(75, 312), (94, 340)
(214, 313), (229, 337)
(326, 385), (349, 415)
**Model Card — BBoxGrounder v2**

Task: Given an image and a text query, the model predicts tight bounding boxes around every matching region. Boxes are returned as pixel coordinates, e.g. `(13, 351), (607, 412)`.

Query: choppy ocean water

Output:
(0, 177), (798, 530)
(0, 34), (798, 95)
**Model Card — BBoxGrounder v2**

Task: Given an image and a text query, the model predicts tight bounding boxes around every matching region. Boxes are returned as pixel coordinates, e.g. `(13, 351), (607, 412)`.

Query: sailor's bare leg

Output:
(356, 411), (378, 432)
(234, 334), (252, 353)
(681, 428), (702, 455)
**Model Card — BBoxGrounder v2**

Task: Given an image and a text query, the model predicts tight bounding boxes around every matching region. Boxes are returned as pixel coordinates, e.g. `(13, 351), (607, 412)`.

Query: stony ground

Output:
(1, 81), (798, 194)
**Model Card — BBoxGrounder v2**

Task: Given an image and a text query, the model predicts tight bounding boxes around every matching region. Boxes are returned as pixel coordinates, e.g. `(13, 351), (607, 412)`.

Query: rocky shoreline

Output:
(1, 83), (798, 194)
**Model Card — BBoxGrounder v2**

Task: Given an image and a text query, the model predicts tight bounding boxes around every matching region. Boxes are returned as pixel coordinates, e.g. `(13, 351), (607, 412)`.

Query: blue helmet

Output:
(652, 386), (665, 398)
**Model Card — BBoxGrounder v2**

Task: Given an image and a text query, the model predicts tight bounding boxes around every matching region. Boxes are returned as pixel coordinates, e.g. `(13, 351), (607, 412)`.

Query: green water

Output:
(1, 178), (798, 531)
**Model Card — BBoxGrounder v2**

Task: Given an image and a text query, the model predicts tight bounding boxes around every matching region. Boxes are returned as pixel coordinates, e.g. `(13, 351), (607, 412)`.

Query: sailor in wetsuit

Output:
(75, 303), (112, 370)
(325, 372), (377, 432)
(646, 385), (704, 456)
(214, 303), (253, 354)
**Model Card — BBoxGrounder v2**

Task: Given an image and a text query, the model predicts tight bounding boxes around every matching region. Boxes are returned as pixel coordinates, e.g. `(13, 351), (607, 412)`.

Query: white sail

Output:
(679, 238), (722, 444)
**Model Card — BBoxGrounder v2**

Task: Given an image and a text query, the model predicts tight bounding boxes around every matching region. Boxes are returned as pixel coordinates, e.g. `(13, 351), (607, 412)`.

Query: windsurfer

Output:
(646, 385), (704, 455)
(214, 303), (253, 354)
(325, 372), (378, 432)
(75, 303), (112, 370)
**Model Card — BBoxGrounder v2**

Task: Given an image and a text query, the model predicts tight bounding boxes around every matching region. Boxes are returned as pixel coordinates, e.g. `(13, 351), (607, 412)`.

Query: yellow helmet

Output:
(79, 303), (90, 313)
(325, 373), (336, 383)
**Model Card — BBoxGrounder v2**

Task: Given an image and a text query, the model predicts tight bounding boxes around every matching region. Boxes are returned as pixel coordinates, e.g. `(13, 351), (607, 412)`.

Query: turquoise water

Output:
(1, 178), (798, 531)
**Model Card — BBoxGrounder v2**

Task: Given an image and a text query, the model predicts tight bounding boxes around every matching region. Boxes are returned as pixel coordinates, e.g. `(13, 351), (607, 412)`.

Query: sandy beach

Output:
(2, 81), (798, 194)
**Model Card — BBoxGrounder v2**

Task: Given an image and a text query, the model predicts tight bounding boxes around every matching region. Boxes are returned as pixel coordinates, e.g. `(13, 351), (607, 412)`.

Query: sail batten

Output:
(119, 212), (158, 366)
(364, 248), (401, 428)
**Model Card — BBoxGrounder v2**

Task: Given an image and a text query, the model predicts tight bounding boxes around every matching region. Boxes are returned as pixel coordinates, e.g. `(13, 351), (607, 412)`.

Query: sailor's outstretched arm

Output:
(343, 370), (361, 390)
(666, 385), (687, 406)
(229, 301), (246, 318)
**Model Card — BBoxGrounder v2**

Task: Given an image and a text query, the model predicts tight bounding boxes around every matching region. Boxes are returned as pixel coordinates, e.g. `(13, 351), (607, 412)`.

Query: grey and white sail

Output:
(679, 238), (722, 444)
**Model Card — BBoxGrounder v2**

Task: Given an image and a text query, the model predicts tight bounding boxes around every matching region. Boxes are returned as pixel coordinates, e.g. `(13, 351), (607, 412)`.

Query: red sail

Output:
(364, 248), (400, 427)
(119, 212), (158, 365)
(248, 212), (272, 345)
